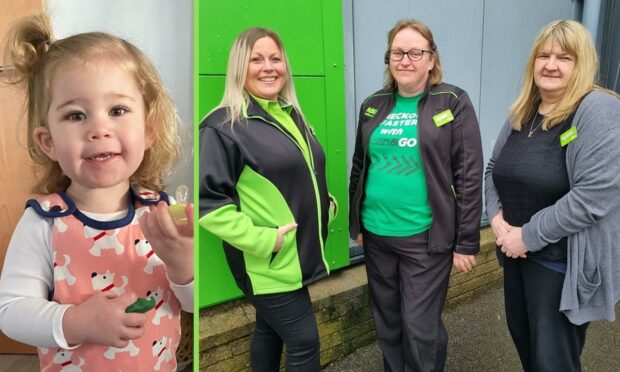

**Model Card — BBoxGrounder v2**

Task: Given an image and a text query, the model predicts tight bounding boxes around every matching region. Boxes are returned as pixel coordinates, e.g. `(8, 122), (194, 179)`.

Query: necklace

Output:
(528, 111), (542, 138)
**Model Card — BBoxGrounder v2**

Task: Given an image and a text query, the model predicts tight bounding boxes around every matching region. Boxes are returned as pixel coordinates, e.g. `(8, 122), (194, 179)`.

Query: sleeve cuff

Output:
(485, 202), (501, 224)
(521, 223), (543, 252)
(168, 278), (194, 313)
(55, 304), (81, 350)
(454, 244), (479, 255)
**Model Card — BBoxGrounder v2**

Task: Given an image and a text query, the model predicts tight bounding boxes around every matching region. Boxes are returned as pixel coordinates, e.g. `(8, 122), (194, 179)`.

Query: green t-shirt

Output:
(361, 92), (432, 236)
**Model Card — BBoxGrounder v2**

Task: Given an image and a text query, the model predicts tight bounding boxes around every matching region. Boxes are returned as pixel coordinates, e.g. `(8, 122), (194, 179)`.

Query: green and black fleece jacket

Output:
(199, 98), (336, 296)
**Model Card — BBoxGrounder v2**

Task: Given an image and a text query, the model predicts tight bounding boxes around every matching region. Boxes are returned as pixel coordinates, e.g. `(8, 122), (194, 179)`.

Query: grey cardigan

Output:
(485, 90), (620, 325)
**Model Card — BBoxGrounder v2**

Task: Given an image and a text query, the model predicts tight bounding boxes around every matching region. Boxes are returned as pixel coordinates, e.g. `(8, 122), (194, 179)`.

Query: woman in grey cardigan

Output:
(485, 20), (620, 372)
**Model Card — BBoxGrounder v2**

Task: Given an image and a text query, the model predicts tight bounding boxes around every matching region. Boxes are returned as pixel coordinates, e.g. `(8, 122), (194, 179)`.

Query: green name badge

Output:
(364, 107), (378, 117)
(433, 109), (454, 127)
(560, 126), (577, 147)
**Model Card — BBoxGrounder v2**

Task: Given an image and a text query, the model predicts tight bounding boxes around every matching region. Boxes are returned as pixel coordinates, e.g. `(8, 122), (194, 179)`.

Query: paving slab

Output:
(324, 285), (620, 371)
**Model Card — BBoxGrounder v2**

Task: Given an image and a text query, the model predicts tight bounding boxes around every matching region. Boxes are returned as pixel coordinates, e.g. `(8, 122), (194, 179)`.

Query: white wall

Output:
(47, 0), (193, 199)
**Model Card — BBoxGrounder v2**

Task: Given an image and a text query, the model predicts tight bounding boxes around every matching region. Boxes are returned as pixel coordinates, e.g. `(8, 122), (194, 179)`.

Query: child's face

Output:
(37, 59), (149, 193)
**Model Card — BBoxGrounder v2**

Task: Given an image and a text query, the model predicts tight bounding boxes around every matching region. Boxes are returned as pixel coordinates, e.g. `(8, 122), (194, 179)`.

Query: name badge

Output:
(560, 127), (577, 147)
(364, 107), (378, 117)
(433, 109), (454, 127)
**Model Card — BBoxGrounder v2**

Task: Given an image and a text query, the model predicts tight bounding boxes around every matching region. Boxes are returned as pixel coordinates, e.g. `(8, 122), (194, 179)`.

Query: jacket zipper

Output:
(416, 95), (433, 251)
(354, 151), (367, 234)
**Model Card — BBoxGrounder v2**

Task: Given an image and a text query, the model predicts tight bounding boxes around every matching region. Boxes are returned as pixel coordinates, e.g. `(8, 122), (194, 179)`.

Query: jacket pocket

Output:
(269, 229), (297, 270)
(577, 265), (601, 305)
(244, 226), (301, 293)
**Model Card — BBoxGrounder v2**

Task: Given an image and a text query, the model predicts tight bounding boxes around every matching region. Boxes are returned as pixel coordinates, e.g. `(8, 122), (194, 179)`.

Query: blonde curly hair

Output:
(3, 12), (181, 194)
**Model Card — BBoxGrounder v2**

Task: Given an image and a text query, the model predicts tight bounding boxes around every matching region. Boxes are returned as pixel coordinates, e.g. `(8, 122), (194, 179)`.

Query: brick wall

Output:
(446, 228), (502, 306)
(199, 227), (500, 371)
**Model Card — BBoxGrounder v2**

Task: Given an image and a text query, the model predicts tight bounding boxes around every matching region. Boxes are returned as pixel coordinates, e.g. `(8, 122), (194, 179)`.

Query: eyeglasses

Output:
(388, 48), (434, 62)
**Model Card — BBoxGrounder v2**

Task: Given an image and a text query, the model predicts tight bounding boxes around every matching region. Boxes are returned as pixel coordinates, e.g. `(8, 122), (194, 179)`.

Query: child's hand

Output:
(139, 202), (194, 285)
(62, 292), (147, 348)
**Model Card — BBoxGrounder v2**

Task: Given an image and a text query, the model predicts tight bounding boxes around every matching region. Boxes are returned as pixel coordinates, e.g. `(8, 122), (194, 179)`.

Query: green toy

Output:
(126, 296), (156, 313)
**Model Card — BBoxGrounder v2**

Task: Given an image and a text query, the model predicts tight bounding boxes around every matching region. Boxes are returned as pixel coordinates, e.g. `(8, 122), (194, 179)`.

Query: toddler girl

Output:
(0, 12), (193, 372)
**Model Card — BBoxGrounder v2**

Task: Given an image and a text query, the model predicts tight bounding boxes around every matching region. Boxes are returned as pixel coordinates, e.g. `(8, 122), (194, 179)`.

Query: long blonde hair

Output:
(2, 12), (181, 194)
(212, 27), (306, 125)
(383, 19), (443, 90)
(510, 20), (600, 130)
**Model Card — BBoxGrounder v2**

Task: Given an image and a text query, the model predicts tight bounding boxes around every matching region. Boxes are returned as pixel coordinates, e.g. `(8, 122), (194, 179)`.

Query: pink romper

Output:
(28, 189), (181, 372)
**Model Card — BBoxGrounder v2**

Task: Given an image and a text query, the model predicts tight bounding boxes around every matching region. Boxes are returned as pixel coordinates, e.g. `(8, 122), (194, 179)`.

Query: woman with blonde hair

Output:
(199, 27), (336, 371)
(486, 20), (620, 371)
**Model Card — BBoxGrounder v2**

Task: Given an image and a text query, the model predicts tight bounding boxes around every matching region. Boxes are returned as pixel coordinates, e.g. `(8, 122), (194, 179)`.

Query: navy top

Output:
(492, 112), (573, 272)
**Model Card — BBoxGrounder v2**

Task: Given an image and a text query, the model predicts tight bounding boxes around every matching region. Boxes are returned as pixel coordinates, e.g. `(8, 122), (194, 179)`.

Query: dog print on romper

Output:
(91, 270), (128, 296)
(85, 226), (124, 256)
(27, 191), (181, 372)
(53, 251), (76, 286)
(103, 340), (140, 360)
(151, 336), (174, 371)
(53, 350), (85, 371)
(148, 287), (174, 325)
(134, 239), (165, 274)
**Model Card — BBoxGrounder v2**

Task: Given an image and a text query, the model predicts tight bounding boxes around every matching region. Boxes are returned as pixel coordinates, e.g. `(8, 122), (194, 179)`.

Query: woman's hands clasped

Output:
(491, 210), (527, 259)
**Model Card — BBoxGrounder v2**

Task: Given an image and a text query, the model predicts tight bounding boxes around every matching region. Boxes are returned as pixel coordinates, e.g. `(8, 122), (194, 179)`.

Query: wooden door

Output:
(0, 0), (44, 354)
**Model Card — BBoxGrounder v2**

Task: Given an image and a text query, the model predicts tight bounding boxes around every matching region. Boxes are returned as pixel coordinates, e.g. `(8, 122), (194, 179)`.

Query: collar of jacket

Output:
(243, 95), (302, 125)
(249, 93), (294, 114)
(241, 95), (314, 154)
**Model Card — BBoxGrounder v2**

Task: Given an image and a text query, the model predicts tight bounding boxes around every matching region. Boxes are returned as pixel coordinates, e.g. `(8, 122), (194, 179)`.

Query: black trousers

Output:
(503, 257), (589, 372)
(246, 287), (321, 372)
(364, 230), (453, 372)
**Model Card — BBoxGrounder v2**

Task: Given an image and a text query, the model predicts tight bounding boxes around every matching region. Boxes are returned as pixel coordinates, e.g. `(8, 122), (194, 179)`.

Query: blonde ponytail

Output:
(3, 12), (54, 86)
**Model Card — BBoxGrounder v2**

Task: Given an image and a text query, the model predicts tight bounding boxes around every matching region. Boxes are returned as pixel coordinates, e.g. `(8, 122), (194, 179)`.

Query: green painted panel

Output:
(319, 0), (349, 268)
(198, 0), (325, 75)
(294, 78), (349, 272)
(197, 76), (224, 121)
(198, 226), (243, 306)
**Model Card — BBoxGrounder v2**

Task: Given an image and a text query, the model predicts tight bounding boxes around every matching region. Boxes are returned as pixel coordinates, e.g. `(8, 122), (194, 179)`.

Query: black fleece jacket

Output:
(349, 83), (483, 254)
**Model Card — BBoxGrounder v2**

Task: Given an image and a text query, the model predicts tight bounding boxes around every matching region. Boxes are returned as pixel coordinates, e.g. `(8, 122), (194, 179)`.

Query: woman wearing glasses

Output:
(349, 19), (483, 371)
